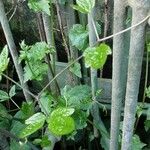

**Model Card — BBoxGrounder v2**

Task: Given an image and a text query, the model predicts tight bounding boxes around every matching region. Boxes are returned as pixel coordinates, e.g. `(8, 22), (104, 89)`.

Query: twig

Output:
(97, 14), (150, 43)
(38, 55), (83, 97)
(2, 73), (37, 99)
(9, 5), (17, 21)
(55, 2), (71, 60)
(38, 15), (150, 97)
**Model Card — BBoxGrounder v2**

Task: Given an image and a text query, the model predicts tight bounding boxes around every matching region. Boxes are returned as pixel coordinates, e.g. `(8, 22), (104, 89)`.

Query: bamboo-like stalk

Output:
(88, 7), (99, 137)
(0, 0), (31, 101)
(121, 1), (150, 149)
(66, 0), (79, 85)
(88, 7), (109, 139)
(110, 0), (128, 149)
(42, 11), (61, 94)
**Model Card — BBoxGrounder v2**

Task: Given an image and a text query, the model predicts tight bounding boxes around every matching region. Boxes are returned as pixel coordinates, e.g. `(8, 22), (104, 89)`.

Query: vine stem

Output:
(2, 14), (149, 100)
(38, 14), (150, 97)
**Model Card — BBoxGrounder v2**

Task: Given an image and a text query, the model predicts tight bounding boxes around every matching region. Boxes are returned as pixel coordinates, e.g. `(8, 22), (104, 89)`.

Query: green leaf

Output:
(23, 62), (48, 82)
(10, 140), (31, 150)
(21, 102), (35, 119)
(39, 92), (55, 115)
(145, 86), (150, 98)
(100, 134), (110, 150)
(72, 0), (95, 14)
(0, 90), (9, 102)
(28, 0), (51, 15)
(69, 62), (82, 78)
(0, 45), (9, 80)
(0, 103), (12, 121)
(73, 110), (88, 130)
(147, 43), (150, 52)
(131, 134), (146, 150)
(69, 24), (88, 50)
(19, 113), (46, 138)
(47, 107), (75, 135)
(25, 112), (46, 124)
(9, 85), (16, 98)
(83, 43), (111, 69)
(40, 135), (51, 147)
(62, 85), (92, 110)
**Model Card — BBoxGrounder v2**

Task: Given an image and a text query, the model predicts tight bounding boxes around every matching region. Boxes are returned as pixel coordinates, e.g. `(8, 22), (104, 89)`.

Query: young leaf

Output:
(19, 113), (46, 138)
(83, 43), (111, 69)
(72, 0), (95, 14)
(69, 62), (82, 78)
(9, 85), (16, 98)
(69, 24), (88, 50)
(47, 107), (75, 135)
(28, 0), (51, 15)
(0, 45), (9, 80)
(0, 90), (9, 102)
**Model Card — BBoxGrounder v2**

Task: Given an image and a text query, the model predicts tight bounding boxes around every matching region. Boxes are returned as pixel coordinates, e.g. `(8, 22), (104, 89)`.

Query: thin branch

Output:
(91, 17), (100, 41)
(2, 73), (37, 99)
(38, 15), (150, 97)
(38, 55), (83, 97)
(55, 2), (71, 60)
(9, 5), (17, 21)
(97, 14), (150, 43)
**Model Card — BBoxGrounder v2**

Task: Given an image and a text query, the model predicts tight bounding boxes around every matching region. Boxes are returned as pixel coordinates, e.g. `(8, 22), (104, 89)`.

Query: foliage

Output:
(47, 107), (75, 135)
(19, 112), (46, 138)
(69, 24), (89, 50)
(0, 45), (9, 81)
(83, 43), (111, 69)
(131, 135), (146, 150)
(0, 85), (16, 102)
(69, 62), (82, 78)
(72, 0), (95, 14)
(19, 41), (54, 82)
(28, 0), (51, 15)
(145, 86), (150, 98)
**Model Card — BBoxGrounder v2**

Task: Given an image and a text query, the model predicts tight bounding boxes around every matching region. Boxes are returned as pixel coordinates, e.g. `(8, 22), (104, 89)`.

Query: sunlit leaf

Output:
(19, 113), (46, 138)
(0, 45), (9, 80)
(28, 0), (51, 15)
(47, 107), (75, 135)
(72, 0), (95, 14)
(83, 43), (111, 69)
